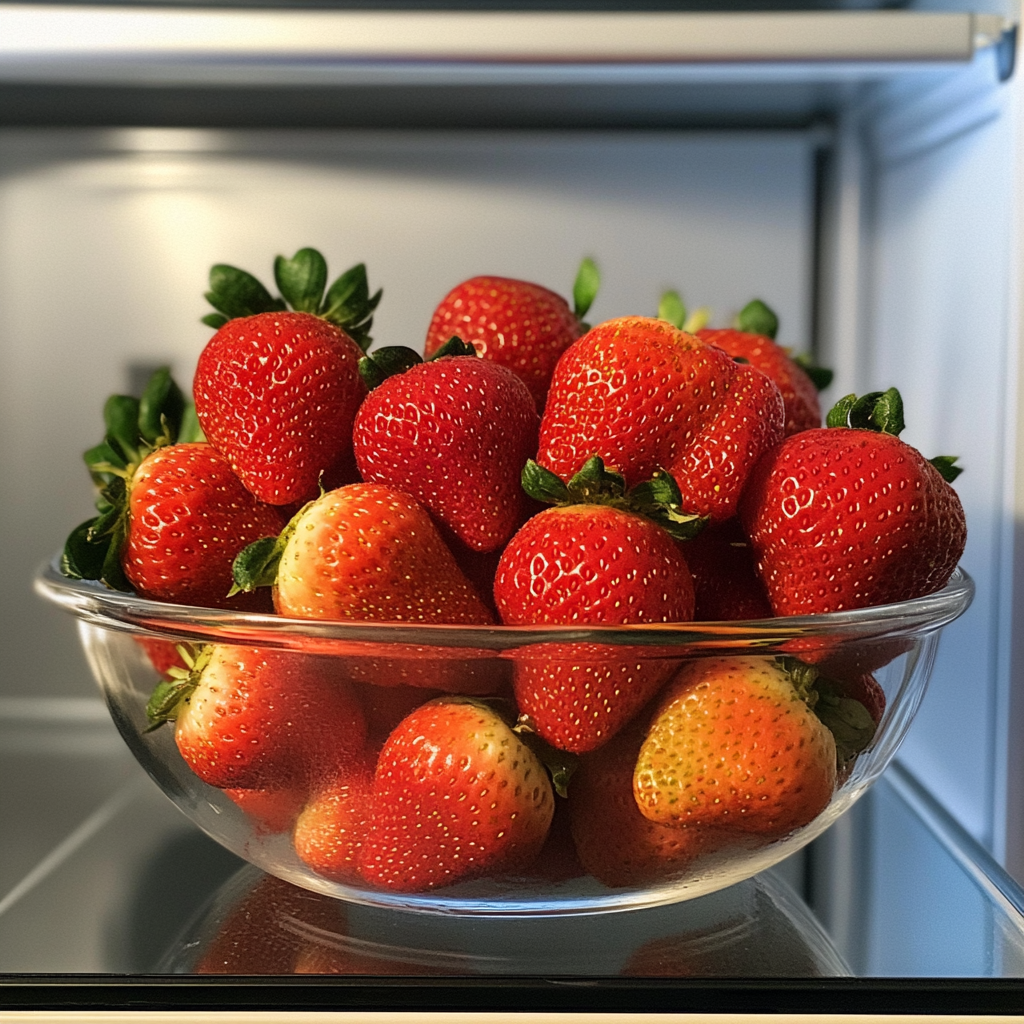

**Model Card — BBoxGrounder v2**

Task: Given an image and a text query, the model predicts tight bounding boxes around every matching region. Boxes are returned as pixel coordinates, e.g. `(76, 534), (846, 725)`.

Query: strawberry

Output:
(494, 457), (700, 752)
(423, 259), (599, 409)
(61, 368), (285, 610)
(225, 785), (308, 834)
(145, 645), (367, 791)
(193, 249), (381, 505)
(681, 518), (772, 621)
(569, 723), (738, 888)
(293, 753), (376, 883)
(357, 698), (554, 891)
(536, 316), (785, 522)
(633, 656), (838, 837)
(232, 483), (494, 626)
(659, 295), (830, 437)
(739, 388), (967, 615)
(352, 339), (539, 553)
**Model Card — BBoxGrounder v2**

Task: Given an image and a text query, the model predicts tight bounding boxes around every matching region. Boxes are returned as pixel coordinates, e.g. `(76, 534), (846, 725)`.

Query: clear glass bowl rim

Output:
(35, 555), (976, 654)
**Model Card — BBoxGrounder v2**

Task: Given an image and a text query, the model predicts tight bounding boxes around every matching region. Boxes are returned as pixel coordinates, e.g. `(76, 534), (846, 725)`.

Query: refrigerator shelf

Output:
(0, 5), (1016, 87)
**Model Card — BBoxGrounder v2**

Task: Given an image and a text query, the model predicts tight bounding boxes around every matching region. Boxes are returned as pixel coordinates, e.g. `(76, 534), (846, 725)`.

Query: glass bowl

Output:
(36, 557), (974, 918)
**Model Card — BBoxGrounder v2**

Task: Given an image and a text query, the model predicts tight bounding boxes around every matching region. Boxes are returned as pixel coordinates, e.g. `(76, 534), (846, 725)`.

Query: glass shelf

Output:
(2, 704), (1024, 1014)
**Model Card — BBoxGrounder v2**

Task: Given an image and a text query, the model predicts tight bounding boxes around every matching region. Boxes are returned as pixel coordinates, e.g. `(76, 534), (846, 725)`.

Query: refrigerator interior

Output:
(0, 2), (1022, 980)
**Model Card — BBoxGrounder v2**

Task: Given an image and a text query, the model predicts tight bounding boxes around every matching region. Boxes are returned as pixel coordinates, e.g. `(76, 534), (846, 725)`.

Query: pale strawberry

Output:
(634, 657), (838, 837)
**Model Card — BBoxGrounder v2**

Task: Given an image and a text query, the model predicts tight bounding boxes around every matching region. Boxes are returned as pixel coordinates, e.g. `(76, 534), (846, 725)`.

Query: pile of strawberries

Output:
(62, 247), (967, 894)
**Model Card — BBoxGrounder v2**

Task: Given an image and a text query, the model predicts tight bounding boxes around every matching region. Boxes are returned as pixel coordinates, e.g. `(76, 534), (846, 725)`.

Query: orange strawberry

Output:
(233, 483), (493, 626)
(633, 657), (837, 837)
(569, 723), (738, 888)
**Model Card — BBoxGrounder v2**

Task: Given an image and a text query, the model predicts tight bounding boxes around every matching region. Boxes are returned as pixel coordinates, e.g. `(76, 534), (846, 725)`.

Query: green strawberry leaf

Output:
(84, 439), (128, 485)
(813, 680), (877, 764)
(514, 715), (580, 798)
(736, 298), (779, 339)
(657, 290), (686, 330)
(627, 470), (707, 542)
(521, 459), (572, 505)
(205, 264), (287, 323)
(275, 247), (328, 314)
(792, 352), (834, 391)
(929, 455), (963, 483)
(61, 518), (108, 581)
(201, 312), (230, 330)
(826, 393), (857, 428)
(319, 262), (382, 352)
(230, 535), (285, 595)
(826, 388), (905, 436)
(177, 403), (206, 444)
(572, 257), (600, 322)
(138, 366), (185, 447)
(358, 346), (424, 391)
(566, 455), (626, 503)
(428, 336), (477, 361)
(102, 395), (141, 462)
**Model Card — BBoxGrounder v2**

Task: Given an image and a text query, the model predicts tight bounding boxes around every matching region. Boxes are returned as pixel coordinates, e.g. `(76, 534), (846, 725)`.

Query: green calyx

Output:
(202, 247), (382, 353)
(61, 367), (203, 591)
(657, 290), (687, 330)
(572, 257), (600, 327)
(229, 496), (314, 596)
(791, 353), (834, 392)
(513, 714), (580, 798)
(357, 335), (478, 391)
(144, 644), (211, 732)
(826, 389), (963, 483)
(735, 298), (779, 339)
(521, 455), (707, 542)
(777, 656), (877, 766)
(826, 388), (906, 435)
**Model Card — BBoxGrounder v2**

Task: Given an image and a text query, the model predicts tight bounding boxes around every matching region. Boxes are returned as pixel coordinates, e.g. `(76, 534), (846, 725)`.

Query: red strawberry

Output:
(739, 389), (967, 615)
(353, 341), (539, 553)
(537, 316), (785, 522)
(423, 259), (598, 409)
(233, 483), (494, 626)
(225, 784), (308, 834)
(61, 368), (284, 610)
(146, 645), (367, 791)
(569, 723), (738, 888)
(193, 250), (381, 505)
(358, 698), (554, 892)
(682, 518), (772, 621)
(293, 753), (376, 883)
(663, 296), (830, 437)
(633, 656), (838, 837)
(494, 458), (699, 753)
(67, 442), (286, 611)
(698, 327), (822, 437)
